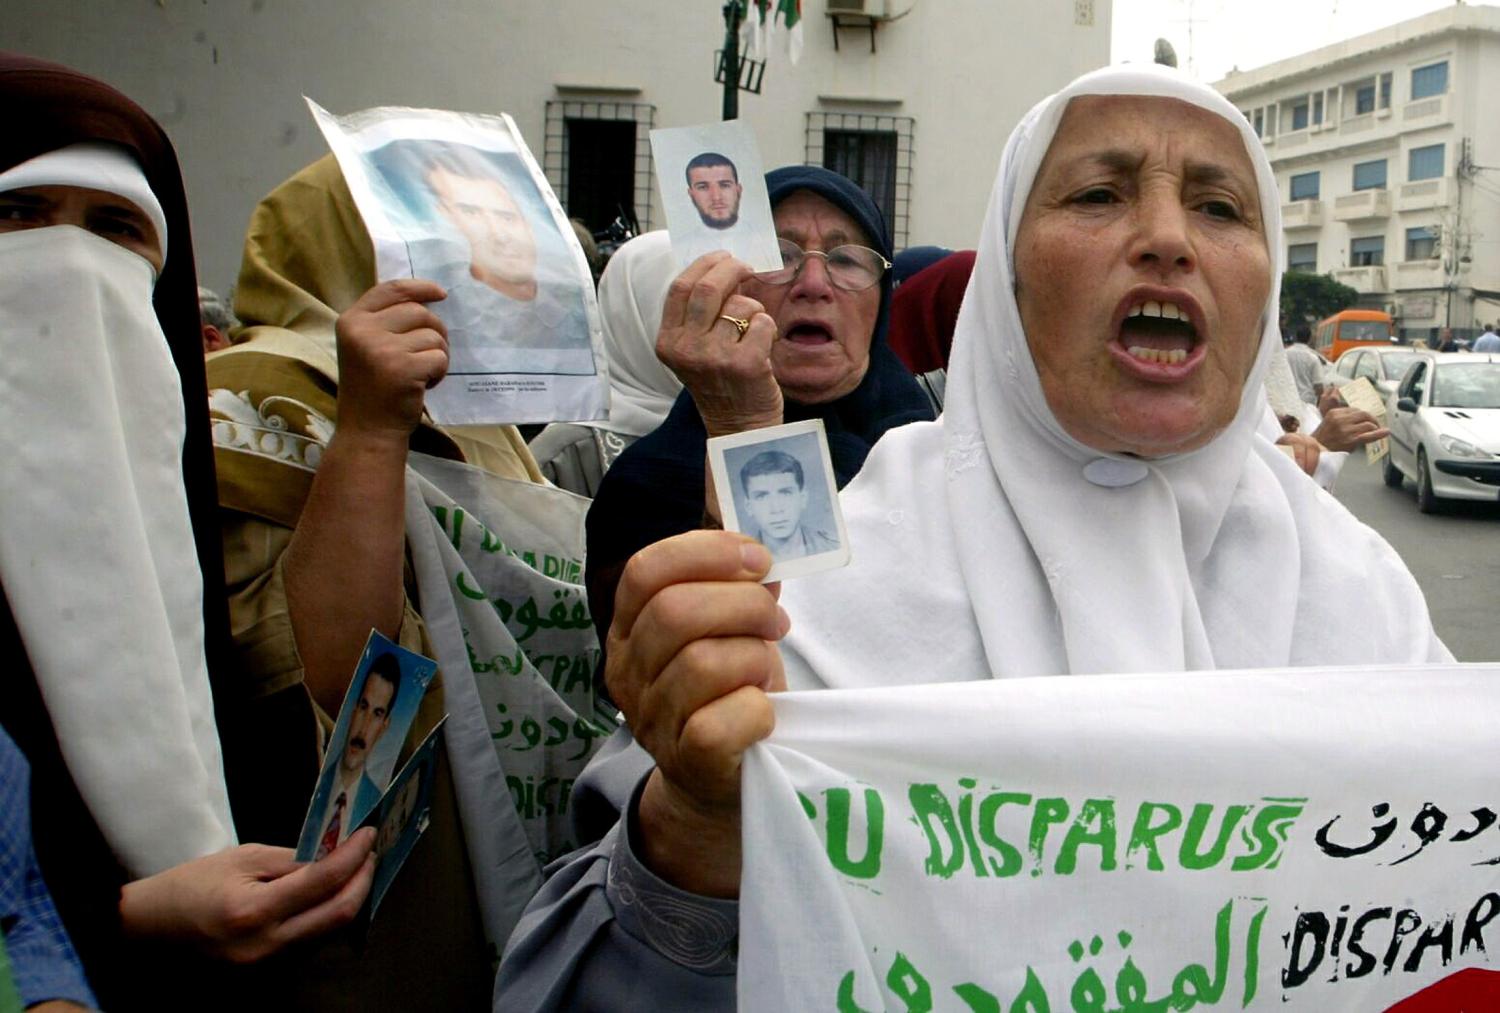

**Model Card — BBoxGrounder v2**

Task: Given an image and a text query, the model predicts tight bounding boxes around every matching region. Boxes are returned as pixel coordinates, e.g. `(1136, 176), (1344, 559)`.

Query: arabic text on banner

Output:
(738, 667), (1500, 1011)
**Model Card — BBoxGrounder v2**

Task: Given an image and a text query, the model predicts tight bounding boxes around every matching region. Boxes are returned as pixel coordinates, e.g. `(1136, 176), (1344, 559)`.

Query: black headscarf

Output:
(0, 51), (233, 1005)
(585, 165), (933, 642)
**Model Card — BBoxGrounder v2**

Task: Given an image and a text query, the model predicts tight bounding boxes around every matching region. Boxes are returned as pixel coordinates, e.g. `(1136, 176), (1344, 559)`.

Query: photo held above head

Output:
(308, 100), (607, 425)
(650, 119), (782, 272)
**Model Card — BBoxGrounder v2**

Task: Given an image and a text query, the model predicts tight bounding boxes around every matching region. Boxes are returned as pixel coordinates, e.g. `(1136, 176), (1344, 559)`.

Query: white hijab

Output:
(579, 230), (682, 438)
(781, 64), (1448, 688)
(0, 148), (235, 876)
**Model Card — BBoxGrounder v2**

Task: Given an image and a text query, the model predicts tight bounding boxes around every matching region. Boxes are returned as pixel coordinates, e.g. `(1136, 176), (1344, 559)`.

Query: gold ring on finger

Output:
(718, 314), (751, 339)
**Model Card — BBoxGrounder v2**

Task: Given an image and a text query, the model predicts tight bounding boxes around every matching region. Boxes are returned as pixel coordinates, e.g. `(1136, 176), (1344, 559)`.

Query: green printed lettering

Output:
(1179, 803), (1249, 870)
(887, 953), (932, 1012)
(1026, 797), (1069, 878)
(1243, 904), (1267, 1006)
(824, 788), (884, 880)
(956, 779), (988, 879)
(1054, 798), (1117, 875)
(909, 783), (964, 879)
(1011, 967), (1051, 1012)
(563, 654), (595, 695)
(1232, 799), (1306, 871)
(951, 983), (1000, 1012)
(431, 505), (447, 530)
(836, 971), (874, 1013)
(480, 524), (505, 554)
(544, 555), (561, 578)
(521, 550), (537, 570)
(976, 792), (1030, 878)
(455, 570), (487, 601)
(1125, 801), (1181, 871)
(450, 507), (465, 551)
(798, 791), (816, 819)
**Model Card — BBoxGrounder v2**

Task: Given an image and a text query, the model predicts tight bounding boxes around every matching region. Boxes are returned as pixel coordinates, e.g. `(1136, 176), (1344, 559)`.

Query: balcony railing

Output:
(1401, 93), (1450, 125)
(1333, 189), (1391, 222)
(1333, 265), (1388, 293)
(1396, 177), (1449, 213)
(1393, 259), (1445, 290)
(1281, 200), (1323, 229)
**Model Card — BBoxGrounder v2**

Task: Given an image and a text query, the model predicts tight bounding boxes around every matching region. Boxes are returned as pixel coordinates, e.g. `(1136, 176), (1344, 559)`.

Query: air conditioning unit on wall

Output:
(827, 0), (891, 18)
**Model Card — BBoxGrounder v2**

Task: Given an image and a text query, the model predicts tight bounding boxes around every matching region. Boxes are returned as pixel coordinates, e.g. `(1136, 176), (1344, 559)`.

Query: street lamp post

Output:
(722, 1), (741, 121)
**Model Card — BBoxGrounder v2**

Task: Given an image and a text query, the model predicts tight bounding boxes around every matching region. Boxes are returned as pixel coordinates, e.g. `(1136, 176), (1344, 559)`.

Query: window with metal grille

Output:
(805, 112), (913, 247)
(1289, 171), (1319, 201)
(1351, 235), (1385, 266)
(1354, 84), (1376, 115)
(1406, 226), (1438, 260)
(1352, 159), (1387, 191)
(542, 100), (655, 235)
(1408, 144), (1444, 182)
(1287, 242), (1317, 272)
(1411, 61), (1448, 100)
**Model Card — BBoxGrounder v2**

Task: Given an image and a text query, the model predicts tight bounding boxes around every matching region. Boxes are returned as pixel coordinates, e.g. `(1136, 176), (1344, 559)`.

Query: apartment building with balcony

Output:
(1215, 5), (1500, 340)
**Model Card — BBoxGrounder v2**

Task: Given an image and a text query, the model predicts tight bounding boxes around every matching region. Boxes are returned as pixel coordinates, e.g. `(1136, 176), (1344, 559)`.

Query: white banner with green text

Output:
(739, 667), (1500, 1011)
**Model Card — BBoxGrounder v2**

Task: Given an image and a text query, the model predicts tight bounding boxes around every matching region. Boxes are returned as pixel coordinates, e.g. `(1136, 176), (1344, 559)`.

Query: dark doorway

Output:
(565, 118), (637, 233)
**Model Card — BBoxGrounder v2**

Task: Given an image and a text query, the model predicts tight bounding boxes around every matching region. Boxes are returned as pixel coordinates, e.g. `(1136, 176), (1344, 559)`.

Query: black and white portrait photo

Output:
(709, 419), (850, 581)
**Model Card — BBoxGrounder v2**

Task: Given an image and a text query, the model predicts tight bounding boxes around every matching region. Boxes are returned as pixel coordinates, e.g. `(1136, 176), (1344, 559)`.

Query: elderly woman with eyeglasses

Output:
(582, 165), (933, 644)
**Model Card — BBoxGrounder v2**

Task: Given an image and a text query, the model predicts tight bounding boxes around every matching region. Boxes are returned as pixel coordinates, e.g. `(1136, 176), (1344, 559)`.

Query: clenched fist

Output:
(335, 279), (449, 444)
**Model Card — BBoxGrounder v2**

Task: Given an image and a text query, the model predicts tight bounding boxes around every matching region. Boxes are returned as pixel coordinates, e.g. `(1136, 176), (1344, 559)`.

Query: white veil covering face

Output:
(579, 230), (683, 438)
(0, 152), (235, 876)
(780, 64), (1448, 688)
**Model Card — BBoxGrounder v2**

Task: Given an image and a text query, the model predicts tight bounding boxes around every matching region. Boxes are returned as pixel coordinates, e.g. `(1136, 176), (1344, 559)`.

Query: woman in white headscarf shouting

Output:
(495, 63), (1447, 1010)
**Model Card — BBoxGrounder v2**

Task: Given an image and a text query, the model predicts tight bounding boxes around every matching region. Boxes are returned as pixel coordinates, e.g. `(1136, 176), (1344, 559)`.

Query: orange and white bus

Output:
(1310, 309), (1395, 361)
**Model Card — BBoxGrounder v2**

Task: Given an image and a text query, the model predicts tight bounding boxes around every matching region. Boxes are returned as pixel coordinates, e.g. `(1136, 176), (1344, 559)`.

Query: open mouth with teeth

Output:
(1119, 300), (1200, 365)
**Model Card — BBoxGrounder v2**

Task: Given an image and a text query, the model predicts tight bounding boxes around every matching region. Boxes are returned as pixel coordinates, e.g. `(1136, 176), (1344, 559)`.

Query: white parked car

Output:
(1331, 345), (1423, 399)
(1383, 351), (1500, 512)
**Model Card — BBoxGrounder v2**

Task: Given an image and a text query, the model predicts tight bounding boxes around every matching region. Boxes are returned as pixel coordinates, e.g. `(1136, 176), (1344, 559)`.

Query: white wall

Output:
(4, 1), (1112, 292)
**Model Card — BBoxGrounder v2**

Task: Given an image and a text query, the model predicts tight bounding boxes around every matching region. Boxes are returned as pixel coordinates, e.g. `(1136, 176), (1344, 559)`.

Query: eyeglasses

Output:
(754, 238), (891, 292)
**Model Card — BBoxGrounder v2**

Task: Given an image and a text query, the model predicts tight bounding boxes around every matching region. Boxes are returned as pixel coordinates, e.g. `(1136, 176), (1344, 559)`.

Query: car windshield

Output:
(1342, 321), (1390, 342)
(1431, 363), (1500, 408)
(1380, 352), (1417, 379)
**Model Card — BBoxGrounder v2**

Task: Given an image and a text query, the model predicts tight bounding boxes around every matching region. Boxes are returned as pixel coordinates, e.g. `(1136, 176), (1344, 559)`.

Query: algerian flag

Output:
(739, 0), (770, 60)
(775, 0), (803, 64)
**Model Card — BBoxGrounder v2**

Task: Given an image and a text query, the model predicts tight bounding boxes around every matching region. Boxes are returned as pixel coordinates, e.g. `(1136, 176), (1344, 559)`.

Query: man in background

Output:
(198, 286), (235, 353)
(1284, 324), (1331, 406)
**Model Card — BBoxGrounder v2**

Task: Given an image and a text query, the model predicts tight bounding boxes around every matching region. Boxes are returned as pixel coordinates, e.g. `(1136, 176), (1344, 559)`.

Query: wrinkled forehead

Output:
(1040, 94), (1258, 185)
(1004, 85), (1279, 260)
(773, 188), (871, 248)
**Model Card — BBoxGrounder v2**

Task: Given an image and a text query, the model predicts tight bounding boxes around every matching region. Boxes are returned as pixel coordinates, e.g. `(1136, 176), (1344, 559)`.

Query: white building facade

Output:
(4, 2), (1111, 292)
(1215, 5), (1500, 342)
